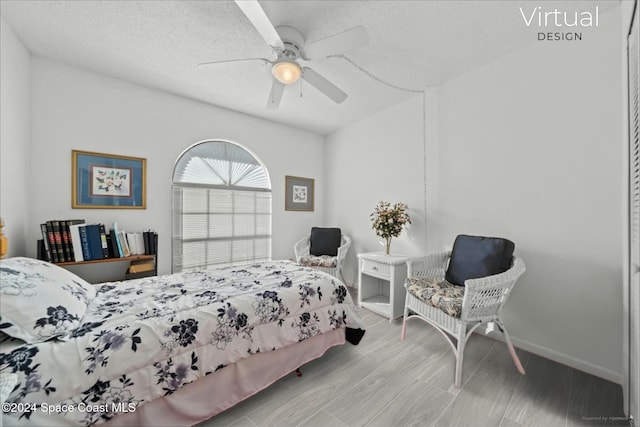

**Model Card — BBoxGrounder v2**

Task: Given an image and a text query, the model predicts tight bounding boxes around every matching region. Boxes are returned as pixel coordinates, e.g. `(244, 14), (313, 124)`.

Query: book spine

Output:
(65, 220), (86, 262)
(153, 232), (158, 274)
(126, 233), (135, 255)
(40, 223), (52, 262)
(45, 221), (60, 263)
(106, 232), (117, 258)
(127, 233), (144, 255)
(69, 223), (85, 262)
(148, 230), (154, 255)
(98, 224), (110, 259)
(51, 220), (66, 262)
(37, 239), (46, 261)
(113, 231), (123, 258)
(152, 232), (158, 255)
(118, 230), (131, 257)
(143, 231), (151, 255)
(87, 225), (104, 260)
(79, 225), (92, 260)
(111, 223), (124, 257)
(60, 221), (73, 262)
(135, 233), (145, 255)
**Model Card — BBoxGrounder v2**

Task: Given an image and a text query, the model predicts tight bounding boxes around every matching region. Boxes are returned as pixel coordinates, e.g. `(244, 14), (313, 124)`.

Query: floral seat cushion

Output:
(405, 277), (465, 318)
(299, 255), (338, 269)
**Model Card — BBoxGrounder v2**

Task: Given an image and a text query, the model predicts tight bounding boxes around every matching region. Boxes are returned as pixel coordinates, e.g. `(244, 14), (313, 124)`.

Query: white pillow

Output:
(0, 257), (96, 343)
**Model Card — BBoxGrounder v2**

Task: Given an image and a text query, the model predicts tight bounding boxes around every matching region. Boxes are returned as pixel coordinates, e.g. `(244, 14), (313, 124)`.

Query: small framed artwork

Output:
(72, 150), (146, 209)
(285, 175), (314, 211)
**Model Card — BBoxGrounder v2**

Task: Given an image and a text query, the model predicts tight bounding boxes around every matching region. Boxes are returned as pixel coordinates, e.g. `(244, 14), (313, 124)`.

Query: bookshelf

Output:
(57, 254), (155, 267)
(58, 254), (157, 284)
(37, 219), (158, 283)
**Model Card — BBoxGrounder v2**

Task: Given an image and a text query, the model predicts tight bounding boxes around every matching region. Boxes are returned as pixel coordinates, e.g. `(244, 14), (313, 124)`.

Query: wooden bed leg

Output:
(295, 368), (302, 377)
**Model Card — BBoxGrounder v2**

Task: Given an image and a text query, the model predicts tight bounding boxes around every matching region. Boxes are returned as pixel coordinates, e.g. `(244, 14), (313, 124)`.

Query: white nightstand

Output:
(357, 252), (411, 322)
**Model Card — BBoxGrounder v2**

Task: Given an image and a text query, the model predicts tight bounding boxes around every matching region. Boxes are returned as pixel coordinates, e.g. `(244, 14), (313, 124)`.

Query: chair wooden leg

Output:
(497, 319), (525, 375)
(507, 343), (525, 375)
(454, 325), (466, 387)
(401, 303), (409, 340)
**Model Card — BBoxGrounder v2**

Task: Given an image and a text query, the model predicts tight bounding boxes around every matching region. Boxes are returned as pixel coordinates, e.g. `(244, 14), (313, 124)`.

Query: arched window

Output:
(172, 140), (272, 272)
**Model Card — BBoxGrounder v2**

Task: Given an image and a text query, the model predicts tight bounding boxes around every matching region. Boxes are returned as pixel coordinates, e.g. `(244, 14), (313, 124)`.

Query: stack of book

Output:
(39, 220), (158, 263)
(109, 223), (158, 259)
(39, 219), (85, 263)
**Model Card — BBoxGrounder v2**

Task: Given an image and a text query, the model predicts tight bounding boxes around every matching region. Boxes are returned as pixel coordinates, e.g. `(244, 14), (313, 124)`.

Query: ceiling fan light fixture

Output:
(272, 60), (301, 85)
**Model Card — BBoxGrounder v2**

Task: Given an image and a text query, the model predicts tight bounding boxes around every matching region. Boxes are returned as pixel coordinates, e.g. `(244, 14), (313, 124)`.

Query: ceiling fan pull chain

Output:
(299, 79), (303, 98)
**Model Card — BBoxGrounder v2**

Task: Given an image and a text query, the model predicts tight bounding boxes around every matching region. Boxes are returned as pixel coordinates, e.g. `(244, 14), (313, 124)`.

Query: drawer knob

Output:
(372, 266), (378, 271)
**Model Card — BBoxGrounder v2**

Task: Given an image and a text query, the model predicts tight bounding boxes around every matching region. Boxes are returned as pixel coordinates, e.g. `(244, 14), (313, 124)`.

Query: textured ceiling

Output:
(0, 0), (617, 135)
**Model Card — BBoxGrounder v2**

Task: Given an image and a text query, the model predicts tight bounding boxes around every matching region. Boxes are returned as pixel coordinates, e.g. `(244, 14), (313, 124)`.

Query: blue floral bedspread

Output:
(0, 261), (365, 426)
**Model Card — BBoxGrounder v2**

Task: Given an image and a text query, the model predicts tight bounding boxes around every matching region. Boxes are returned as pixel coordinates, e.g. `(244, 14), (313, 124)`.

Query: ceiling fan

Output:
(198, 0), (369, 109)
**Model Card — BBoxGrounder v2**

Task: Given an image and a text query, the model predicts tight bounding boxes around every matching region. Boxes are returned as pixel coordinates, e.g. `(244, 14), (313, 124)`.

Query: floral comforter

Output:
(0, 261), (365, 426)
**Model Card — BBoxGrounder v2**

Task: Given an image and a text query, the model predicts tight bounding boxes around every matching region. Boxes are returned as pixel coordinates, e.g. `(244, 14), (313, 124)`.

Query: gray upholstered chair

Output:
(401, 234), (526, 387)
(294, 227), (351, 283)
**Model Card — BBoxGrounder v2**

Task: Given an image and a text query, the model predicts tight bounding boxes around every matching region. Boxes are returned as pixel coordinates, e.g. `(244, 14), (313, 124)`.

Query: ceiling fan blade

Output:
(267, 79), (285, 109)
(234, 0), (284, 50)
(198, 58), (270, 69)
(303, 26), (368, 59)
(302, 68), (347, 104)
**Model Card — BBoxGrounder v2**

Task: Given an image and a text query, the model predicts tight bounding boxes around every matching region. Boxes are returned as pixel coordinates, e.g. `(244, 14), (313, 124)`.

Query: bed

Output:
(0, 257), (365, 426)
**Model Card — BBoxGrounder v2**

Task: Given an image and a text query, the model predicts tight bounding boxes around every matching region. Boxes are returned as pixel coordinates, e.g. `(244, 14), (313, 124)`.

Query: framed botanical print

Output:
(72, 150), (146, 209)
(285, 175), (314, 211)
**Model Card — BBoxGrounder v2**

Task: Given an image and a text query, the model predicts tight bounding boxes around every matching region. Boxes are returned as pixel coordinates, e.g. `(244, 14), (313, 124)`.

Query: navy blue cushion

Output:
(445, 235), (515, 286)
(310, 227), (341, 257)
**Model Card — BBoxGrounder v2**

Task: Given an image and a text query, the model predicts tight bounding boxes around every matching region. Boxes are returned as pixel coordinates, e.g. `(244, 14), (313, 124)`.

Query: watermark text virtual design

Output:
(519, 5), (599, 41)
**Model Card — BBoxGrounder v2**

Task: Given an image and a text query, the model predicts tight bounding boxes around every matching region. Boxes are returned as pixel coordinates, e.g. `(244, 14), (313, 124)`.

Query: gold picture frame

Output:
(72, 150), (146, 209)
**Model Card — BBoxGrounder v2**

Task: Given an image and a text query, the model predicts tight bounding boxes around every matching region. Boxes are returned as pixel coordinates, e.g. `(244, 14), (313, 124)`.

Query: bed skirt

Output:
(103, 328), (347, 427)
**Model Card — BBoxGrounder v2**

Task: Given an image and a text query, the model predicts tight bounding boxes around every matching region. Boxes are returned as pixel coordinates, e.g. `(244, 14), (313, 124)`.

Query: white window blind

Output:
(172, 141), (272, 272)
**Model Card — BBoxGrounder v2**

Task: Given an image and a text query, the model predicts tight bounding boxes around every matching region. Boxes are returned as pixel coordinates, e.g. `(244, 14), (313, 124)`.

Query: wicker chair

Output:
(294, 233), (351, 283)
(401, 249), (526, 387)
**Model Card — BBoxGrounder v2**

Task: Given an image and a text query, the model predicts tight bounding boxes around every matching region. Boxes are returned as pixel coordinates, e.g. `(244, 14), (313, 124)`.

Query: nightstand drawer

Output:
(361, 259), (391, 278)
(357, 252), (410, 322)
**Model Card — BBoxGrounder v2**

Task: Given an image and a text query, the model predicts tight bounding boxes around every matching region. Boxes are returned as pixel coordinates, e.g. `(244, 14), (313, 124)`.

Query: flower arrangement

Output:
(370, 201), (411, 254)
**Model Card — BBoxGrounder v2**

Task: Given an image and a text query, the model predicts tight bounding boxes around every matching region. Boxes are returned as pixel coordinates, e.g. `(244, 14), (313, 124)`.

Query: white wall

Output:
(0, 18), (30, 258)
(326, 7), (624, 382)
(436, 7), (623, 381)
(325, 93), (438, 285)
(28, 57), (325, 274)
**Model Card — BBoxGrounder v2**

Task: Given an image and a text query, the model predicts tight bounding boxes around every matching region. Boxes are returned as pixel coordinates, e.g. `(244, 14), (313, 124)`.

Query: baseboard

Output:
(496, 333), (624, 386)
(353, 286), (623, 386)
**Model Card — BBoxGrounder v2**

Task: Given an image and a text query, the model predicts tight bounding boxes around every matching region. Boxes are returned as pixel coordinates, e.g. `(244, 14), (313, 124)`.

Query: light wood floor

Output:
(199, 290), (627, 427)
